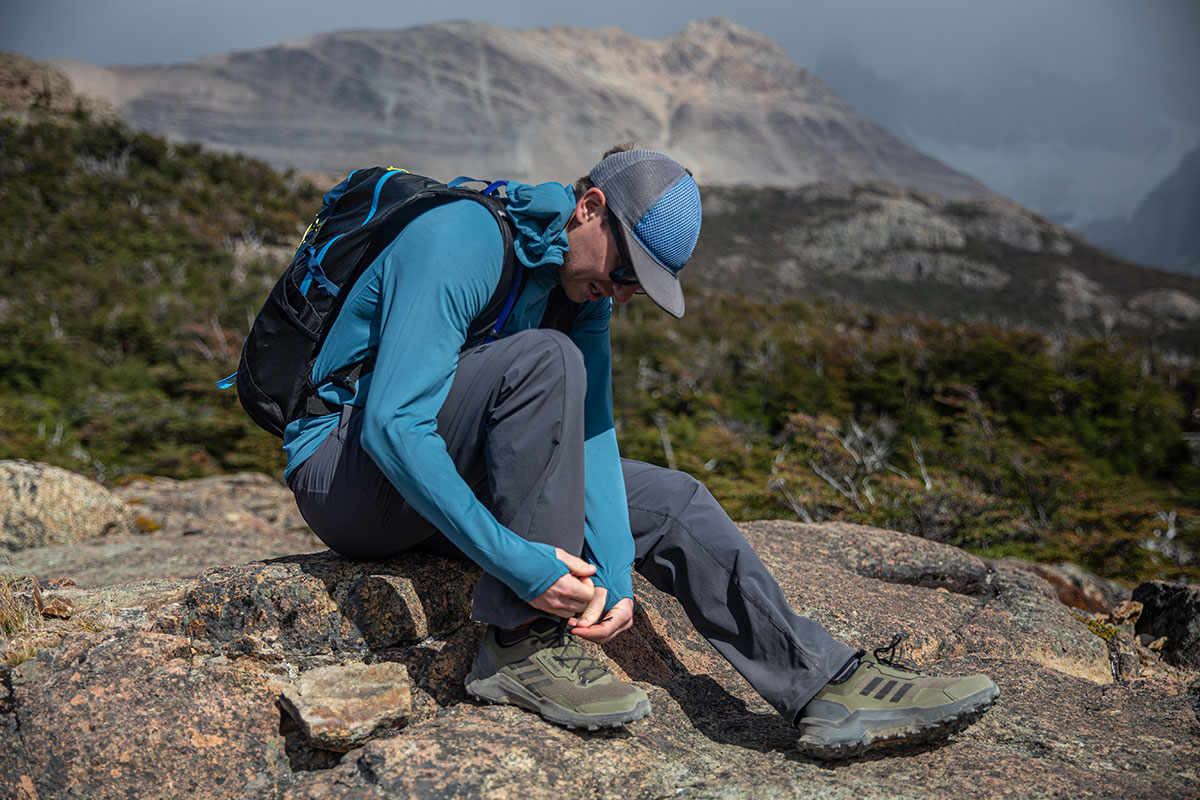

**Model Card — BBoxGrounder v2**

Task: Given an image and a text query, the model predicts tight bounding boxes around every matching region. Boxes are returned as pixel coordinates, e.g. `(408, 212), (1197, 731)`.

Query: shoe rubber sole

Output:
(796, 684), (1000, 760)
(465, 670), (651, 731)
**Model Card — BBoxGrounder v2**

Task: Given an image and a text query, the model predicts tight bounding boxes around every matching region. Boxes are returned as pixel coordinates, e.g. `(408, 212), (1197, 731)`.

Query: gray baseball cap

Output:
(589, 149), (702, 318)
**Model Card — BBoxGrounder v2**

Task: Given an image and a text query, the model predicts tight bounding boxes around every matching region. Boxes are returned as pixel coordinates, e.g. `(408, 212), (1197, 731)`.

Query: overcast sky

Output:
(3, 0), (1198, 225)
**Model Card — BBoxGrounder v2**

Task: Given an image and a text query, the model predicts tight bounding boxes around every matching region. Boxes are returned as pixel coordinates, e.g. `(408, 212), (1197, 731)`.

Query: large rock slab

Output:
(7, 472), (322, 587)
(283, 657), (1200, 800)
(0, 460), (135, 551)
(4, 509), (1197, 800)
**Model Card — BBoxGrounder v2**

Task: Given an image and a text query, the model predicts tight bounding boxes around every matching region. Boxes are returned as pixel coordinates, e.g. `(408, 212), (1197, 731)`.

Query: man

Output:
(285, 147), (999, 758)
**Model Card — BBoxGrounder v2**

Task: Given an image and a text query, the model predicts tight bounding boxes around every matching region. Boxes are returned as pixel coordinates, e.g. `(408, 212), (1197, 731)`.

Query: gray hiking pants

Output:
(289, 329), (855, 721)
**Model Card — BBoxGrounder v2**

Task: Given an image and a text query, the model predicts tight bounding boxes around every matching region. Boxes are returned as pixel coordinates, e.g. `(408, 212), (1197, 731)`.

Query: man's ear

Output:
(572, 187), (607, 225)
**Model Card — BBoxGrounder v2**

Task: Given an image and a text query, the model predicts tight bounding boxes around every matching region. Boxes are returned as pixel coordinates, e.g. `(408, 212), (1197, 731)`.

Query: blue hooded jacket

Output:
(282, 181), (635, 606)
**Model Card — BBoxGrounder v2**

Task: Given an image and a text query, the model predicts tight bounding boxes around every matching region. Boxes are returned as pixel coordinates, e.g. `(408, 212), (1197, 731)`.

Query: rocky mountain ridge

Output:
(53, 17), (992, 198)
(692, 182), (1200, 343)
(1, 462), (1198, 798)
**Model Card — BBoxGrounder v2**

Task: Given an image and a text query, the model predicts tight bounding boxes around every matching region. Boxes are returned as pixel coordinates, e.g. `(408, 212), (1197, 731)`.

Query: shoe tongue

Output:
(529, 617), (561, 635)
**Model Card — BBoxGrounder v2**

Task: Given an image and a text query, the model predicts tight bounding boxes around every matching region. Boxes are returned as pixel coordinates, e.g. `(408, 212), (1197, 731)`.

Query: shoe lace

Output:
(872, 632), (912, 669)
(549, 623), (609, 685)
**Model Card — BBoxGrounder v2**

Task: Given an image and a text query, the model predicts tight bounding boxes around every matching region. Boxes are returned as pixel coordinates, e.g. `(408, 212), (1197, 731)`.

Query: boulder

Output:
(176, 551), (479, 659)
(992, 558), (1131, 615)
(1133, 580), (1200, 669)
(0, 460), (135, 551)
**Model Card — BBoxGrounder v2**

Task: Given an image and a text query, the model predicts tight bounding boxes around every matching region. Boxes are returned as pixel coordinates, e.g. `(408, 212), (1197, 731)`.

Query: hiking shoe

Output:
(464, 619), (651, 730)
(796, 649), (999, 760)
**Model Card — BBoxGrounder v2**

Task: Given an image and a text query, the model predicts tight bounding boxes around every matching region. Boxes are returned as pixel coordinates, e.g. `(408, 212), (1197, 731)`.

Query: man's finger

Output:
(570, 615), (620, 642)
(577, 587), (607, 627)
(554, 547), (597, 578)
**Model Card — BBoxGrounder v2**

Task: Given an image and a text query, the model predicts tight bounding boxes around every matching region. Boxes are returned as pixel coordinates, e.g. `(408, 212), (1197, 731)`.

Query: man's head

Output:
(562, 148), (701, 317)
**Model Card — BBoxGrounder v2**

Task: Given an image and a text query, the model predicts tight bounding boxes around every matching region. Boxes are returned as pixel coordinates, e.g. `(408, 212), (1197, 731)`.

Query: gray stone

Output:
(280, 662), (412, 752)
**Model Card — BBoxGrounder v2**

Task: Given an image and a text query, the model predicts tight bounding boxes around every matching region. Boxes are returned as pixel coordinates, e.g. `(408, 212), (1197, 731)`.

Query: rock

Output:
(0, 460), (135, 551)
(1052, 267), (1135, 328)
(39, 595), (73, 620)
(992, 558), (1131, 615)
(280, 662), (412, 751)
(7, 631), (292, 799)
(1110, 600), (1143, 627)
(1128, 288), (1200, 324)
(1132, 580), (1200, 669)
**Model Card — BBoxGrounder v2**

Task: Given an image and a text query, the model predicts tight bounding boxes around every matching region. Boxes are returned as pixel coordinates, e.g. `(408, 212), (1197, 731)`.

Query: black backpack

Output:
(220, 167), (527, 438)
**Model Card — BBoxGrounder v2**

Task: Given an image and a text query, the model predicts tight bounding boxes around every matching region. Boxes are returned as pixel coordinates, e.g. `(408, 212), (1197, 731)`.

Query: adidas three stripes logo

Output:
(859, 677), (914, 702)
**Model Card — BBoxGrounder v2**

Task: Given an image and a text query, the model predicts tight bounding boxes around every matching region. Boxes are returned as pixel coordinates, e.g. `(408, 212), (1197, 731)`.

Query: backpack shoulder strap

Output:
(464, 193), (522, 348)
(301, 190), (522, 419)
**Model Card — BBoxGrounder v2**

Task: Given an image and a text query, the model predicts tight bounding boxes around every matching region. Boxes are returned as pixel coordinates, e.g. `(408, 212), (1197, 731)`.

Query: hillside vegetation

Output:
(1, 108), (1197, 584)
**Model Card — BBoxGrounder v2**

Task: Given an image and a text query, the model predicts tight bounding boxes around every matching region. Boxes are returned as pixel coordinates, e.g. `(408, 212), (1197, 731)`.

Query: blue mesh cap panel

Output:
(631, 175), (702, 273)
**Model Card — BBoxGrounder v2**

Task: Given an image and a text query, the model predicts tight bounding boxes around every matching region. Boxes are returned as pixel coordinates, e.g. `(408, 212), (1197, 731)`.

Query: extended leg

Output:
(621, 459), (857, 724)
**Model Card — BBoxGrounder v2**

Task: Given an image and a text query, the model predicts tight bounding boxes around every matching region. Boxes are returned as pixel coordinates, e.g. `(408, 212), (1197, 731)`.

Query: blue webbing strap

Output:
(482, 180), (508, 196)
(217, 371), (238, 389)
(447, 176), (486, 188)
(484, 260), (525, 343)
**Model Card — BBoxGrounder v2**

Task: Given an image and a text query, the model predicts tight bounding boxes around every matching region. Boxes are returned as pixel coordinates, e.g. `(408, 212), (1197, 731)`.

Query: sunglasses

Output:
(607, 210), (645, 294)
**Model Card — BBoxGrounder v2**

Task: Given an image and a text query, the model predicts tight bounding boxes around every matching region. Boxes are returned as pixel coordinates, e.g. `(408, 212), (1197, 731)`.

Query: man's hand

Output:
(568, 590), (634, 644)
(529, 548), (596, 618)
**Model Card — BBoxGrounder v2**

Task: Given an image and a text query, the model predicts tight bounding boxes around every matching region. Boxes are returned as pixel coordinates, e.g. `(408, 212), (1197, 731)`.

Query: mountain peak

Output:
(54, 19), (991, 198)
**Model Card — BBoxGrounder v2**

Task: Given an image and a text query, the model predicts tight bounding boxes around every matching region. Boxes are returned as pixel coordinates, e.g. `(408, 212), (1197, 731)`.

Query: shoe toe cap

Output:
(944, 674), (999, 703)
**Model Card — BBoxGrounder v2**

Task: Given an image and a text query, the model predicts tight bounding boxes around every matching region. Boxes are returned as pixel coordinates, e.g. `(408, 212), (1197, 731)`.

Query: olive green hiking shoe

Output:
(465, 619), (651, 731)
(796, 649), (999, 760)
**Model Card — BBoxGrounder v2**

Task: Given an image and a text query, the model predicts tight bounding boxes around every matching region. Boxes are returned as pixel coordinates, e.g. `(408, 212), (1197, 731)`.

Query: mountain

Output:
(1084, 143), (1200, 278)
(53, 18), (992, 199)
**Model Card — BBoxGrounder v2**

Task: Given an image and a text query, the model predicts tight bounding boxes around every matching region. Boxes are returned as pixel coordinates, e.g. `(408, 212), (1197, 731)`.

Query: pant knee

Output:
(627, 461), (716, 518)
(506, 329), (585, 395)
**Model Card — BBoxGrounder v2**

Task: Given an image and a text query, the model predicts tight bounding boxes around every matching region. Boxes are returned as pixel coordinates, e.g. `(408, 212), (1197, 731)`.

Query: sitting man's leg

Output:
(622, 459), (998, 758)
(290, 329), (647, 729)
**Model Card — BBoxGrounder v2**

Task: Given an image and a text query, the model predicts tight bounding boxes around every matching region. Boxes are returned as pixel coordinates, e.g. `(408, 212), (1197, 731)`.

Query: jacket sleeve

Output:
(568, 298), (636, 605)
(358, 201), (569, 601)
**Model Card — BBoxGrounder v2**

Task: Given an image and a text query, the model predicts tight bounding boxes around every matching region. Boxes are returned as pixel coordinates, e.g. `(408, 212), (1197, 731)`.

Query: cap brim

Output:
(617, 222), (685, 318)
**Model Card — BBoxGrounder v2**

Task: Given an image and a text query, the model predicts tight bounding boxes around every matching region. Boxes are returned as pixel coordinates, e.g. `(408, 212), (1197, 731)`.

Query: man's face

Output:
(560, 189), (641, 305)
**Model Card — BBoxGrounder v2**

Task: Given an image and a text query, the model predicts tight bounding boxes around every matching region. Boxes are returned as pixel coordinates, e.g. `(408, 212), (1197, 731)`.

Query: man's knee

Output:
(625, 461), (724, 521)
(503, 329), (585, 391)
